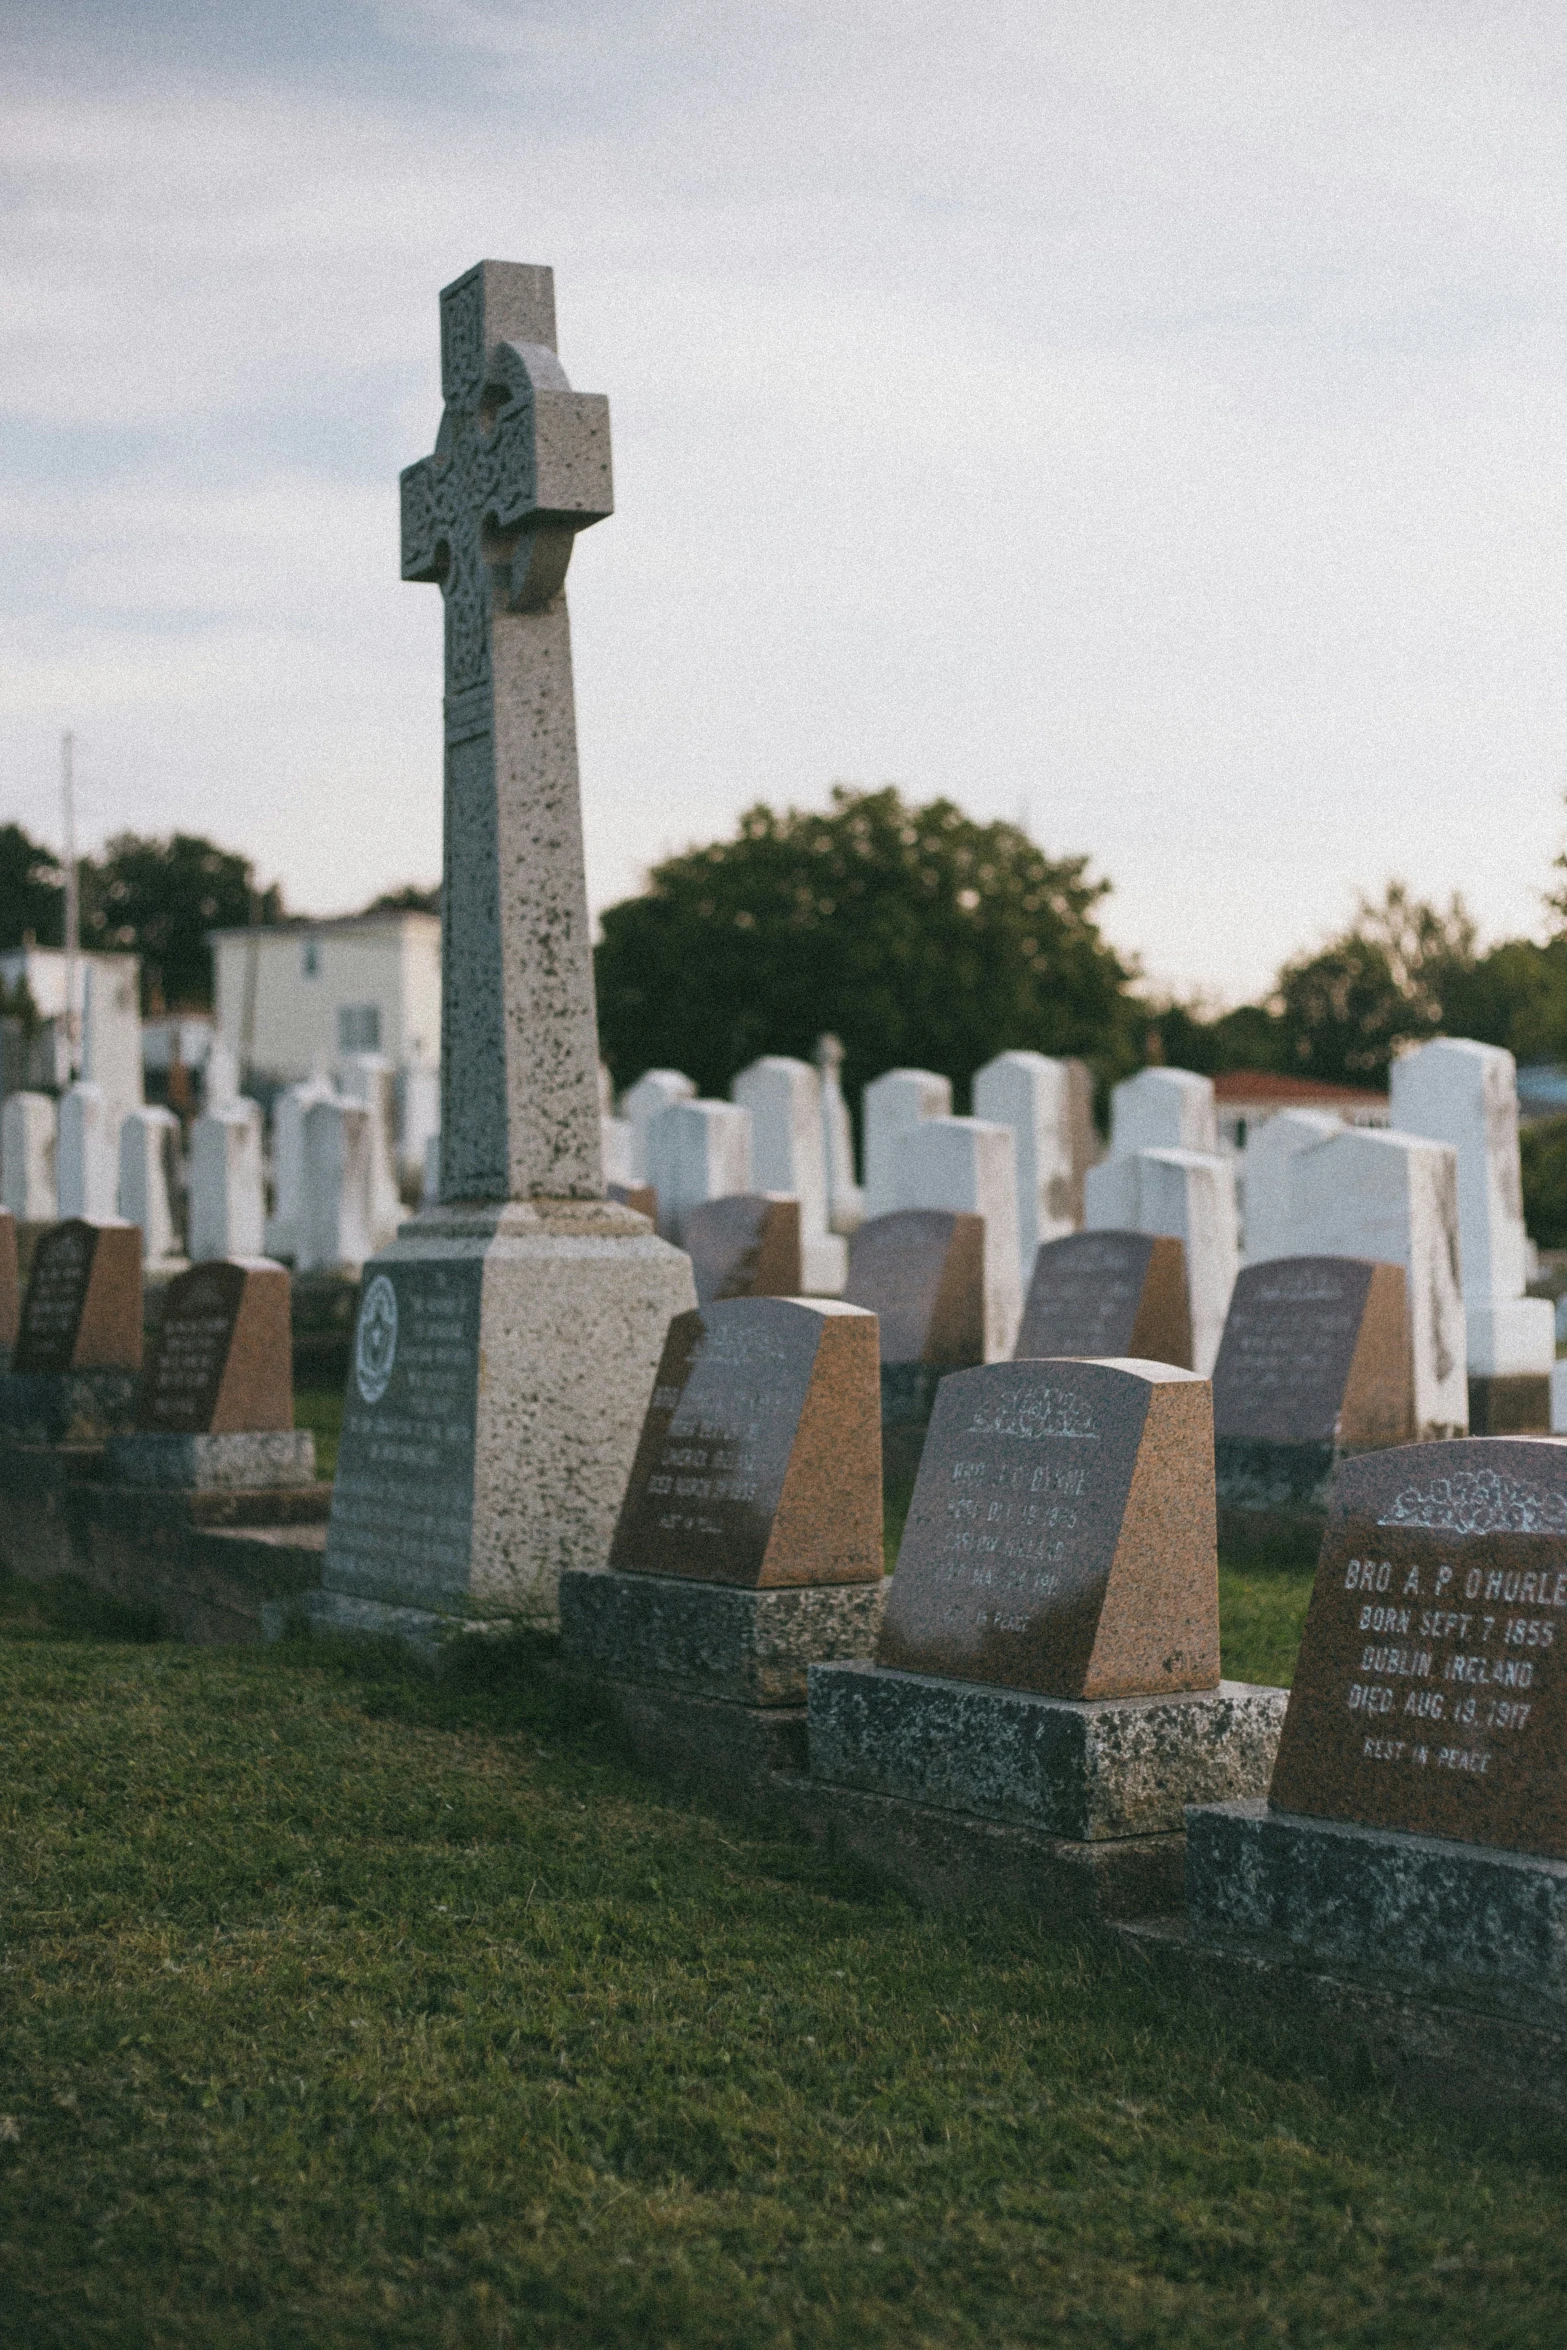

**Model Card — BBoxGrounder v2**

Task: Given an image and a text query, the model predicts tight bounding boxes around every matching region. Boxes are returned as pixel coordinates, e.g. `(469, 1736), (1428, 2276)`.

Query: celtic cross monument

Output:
(312, 262), (694, 1647)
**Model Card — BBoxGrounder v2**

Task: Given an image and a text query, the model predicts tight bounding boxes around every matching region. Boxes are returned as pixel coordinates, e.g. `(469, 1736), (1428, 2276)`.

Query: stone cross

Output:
(400, 260), (613, 1201)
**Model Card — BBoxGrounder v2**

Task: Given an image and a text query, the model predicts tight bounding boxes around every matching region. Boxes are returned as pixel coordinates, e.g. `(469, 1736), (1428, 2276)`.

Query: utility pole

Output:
(61, 728), (80, 1081)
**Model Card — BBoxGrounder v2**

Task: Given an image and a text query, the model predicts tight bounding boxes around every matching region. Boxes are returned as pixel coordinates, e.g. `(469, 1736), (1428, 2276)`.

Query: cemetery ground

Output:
(0, 1528), (1561, 2349)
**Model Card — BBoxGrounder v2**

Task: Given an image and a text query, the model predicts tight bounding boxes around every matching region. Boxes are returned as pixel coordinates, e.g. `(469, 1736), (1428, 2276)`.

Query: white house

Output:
(210, 911), (441, 1088)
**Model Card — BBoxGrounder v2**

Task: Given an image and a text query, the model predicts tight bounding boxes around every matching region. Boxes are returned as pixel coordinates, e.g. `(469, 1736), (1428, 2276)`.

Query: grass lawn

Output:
(1, 1510), (1559, 2345)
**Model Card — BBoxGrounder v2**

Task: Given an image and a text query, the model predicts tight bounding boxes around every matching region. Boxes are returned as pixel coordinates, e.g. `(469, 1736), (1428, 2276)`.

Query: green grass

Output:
(1217, 1556), (1315, 1689)
(294, 1388), (344, 1482)
(1, 1548), (1563, 2346)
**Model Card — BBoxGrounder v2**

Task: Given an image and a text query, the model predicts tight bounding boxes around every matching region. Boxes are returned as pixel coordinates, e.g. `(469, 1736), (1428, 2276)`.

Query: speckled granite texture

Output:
(809, 1663), (1285, 1840)
(105, 1431), (317, 1491)
(0, 1369), (138, 1443)
(1185, 1797), (1567, 2025)
(559, 1568), (888, 1706)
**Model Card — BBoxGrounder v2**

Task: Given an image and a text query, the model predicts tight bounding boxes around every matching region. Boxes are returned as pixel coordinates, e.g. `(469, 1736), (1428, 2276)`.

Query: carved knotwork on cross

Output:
(399, 263), (613, 713)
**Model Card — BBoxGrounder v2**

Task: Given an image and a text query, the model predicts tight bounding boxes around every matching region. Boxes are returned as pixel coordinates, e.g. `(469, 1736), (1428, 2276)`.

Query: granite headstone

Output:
(845, 1209), (984, 1367)
(1015, 1231), (1191, 1368)
(683, 1193), (802, 1308)
(12, 1219), (142, 1375)
(609, 1296), (882, 1589)
(1211, 1257), (1412, 1528)
(1270, 1438), (1567, 1858)
(875, 1356), (1219, 1699)
(137, 1259), (293, 1435)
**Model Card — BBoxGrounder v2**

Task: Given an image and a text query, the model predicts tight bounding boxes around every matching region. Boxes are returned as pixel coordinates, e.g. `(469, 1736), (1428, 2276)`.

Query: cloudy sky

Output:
(3, 1), (1565, 1001)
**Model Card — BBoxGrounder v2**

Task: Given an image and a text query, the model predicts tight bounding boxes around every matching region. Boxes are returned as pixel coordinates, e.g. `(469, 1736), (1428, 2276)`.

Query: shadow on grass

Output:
(0, 1564), (164, 1645)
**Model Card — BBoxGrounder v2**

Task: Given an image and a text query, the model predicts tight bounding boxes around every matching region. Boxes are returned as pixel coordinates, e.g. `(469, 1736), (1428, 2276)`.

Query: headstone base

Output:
(104, 1431), (317, 1491)
(798, 1780), (1186, 1921)
(558, 1568), (888, 1704)
(1467, 1371), (1551, 1435)
(558, 1568), (889, 1787)
(1183, 1797), (1567, 2025)
(295, 1587), (504, 1662)
(0, 1369), (138, 1444)
(319, 1200), (696, 1640)
(0, 1439), (102, 1582)
(808, 1664), (1285, 1840)
(1115, 1914), (1567, 2118)
(69, 1481), (331, 1641)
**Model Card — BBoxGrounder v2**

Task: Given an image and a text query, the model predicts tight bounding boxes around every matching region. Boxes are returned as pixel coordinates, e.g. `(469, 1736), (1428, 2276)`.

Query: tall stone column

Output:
(311, 262), (694, 1646)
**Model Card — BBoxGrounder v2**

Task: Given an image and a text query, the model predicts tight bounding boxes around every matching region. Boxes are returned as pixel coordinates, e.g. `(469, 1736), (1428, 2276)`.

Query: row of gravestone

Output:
(0, 1053), (421, 1275)
(600, 1033), (1553, 1447)
(556, 1290), (1567, 2093)
(0, 1213), (330, 1639)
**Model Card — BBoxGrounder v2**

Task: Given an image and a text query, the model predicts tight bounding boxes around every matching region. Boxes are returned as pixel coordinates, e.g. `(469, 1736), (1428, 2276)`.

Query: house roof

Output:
(1211, 1068), (1390, 1112)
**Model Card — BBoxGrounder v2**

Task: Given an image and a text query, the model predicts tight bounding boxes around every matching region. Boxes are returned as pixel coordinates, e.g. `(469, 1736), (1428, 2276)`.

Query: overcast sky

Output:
(3, 1), (1565, 1003)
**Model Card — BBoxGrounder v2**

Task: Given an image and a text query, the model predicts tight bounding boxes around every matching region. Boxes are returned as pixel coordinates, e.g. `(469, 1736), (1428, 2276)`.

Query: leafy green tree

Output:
(1521, 1116), (1567, 1247)
(1273, 883), (1477, 1086)
(594, 786), (1136, 1111)
(0, 824), (63, 950)
(82, 834), (282, 1012)
(364, 885), (440, 915)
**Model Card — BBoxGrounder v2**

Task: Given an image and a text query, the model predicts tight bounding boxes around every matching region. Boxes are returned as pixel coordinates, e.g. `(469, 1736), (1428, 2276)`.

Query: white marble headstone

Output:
(889, 1114), (1022, 1360)
(1286, 1124), (1469, 1437)
(117, 1105), (182, 1263)
(1110, 1066), (1218, 1158)
(621, 1069), (697, 1182)
(973, 1050), (1086, 1279)
(1085, 1145), (1239, 1378)
(731, 1055), (845, 1294)
(57, 1081), (120, 1221)
(815, 1034), (864, 1237)
(1241, 1107), (1343, 1266)
(645, 1097), (752, 1243)
(862, 1068), (952, 1220)
(0, 1091), (56, 1221)
(189, 1100), (265, 1261)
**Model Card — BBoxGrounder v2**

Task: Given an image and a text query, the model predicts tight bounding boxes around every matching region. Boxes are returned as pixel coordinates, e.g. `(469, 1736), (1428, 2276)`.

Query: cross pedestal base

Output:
(316, 1199), (695, 1643)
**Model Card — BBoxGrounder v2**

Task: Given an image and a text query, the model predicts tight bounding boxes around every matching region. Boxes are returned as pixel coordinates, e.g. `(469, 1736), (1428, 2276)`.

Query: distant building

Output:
(1212, 1068), (1390, 1154)
(210, 912), (441, 1088)
(1516, 1065), (1567, 1125)
(0, 945), (144, 1122)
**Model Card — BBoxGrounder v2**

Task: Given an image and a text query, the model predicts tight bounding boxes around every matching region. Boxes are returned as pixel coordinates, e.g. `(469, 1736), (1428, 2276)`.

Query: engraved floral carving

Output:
(1378, 1466), (1567, 1536)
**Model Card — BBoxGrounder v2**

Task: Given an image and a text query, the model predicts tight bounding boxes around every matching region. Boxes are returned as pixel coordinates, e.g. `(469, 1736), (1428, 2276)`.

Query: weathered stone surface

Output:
(609, 1296), (882, 1588)
(322, 1198), (695, 1628)
(1186, 1796), (1567, 2026)
(876, 1358), (1219, 1699)
(105, 1431), (316, 1491)
(1117, 1912), (1567, 2118)
(597, 1677), (811, 1781)
(845, 1209), (984, 1367)
(683, 1193), (802, 1306)
(1391, 1039), (1539, 1376)
(1016, 1231), (1191, 1369)
(73, 1501), (327, 1645)
(731, 1056), (845, 1295)
(810, 1662), (1284, 1838)
(560, 1567), (887, 1704)
(13, 1219), (142, 1374)
(606, 1182), (656, 1222)
(1241, 1109), (1344, 1268)
(797, 1784), (1186, 1921)
(1270, 1438), (1567, 1857)
(137, 1257), (293, 1435)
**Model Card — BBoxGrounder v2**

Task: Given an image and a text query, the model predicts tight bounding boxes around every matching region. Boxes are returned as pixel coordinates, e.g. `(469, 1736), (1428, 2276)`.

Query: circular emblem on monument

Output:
(355, 1275), (399, 1405)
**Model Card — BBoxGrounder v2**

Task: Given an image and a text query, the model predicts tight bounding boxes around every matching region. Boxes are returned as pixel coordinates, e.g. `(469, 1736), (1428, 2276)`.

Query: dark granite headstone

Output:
(137, 1259), (293, 1434)
(1015, 1231), (1191, 1367)
(1211, 1257), (1412, 1531)
(1271, 1439), (1567, 1859)
(845, 1210), (984, 1366)
(610, 1297), (882, 1588)
(683, 1193), (802, 1307)
(12, 1219), (142, 1375)
(875, 1356), (1219, 1699)
(0, 1208), (17, 1358)
(323, 1259), (483, 1613)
